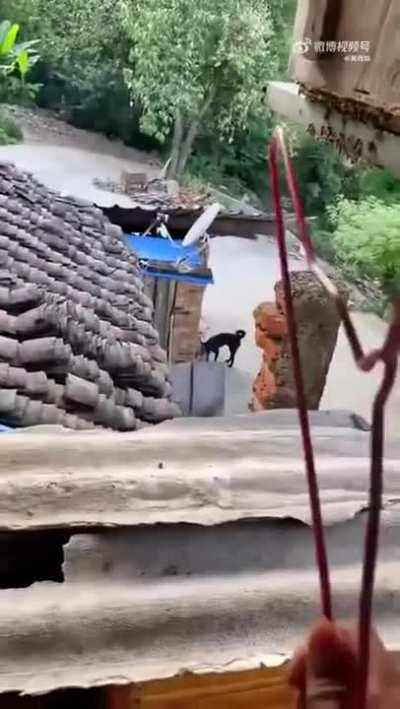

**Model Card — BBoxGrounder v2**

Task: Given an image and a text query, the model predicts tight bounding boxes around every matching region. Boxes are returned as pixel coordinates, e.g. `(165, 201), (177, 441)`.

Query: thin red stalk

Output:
(357, 305), (400, 708)
(270, 127), (400, 709)
(357, 357), (397, 709)
(269, 137), (333, 620)
(279, 131), (366, 365)
(280, 134), (315, 262)
(336, 300), (365, 364)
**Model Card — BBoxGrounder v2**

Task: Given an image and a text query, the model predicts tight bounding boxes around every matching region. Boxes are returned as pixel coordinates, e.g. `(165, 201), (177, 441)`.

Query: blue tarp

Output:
(0, 424), (13, 433)
(125, 233), (214, 285)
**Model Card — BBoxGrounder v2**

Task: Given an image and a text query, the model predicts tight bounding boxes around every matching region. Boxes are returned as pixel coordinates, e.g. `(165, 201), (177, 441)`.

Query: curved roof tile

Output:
(0, 162), (180, 430)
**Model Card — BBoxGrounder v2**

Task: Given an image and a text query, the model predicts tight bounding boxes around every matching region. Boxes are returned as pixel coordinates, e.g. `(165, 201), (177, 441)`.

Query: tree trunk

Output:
(175, 118), (201, 178)
(167, 112), (184, 179)
(167, 89), (215, 180)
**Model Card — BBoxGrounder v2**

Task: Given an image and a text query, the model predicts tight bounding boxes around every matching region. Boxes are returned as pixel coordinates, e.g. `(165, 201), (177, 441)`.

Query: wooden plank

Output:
(101, 207), (274, 240)
(299, 0), (341, 60)
(356, 0), (400, 103)
(106, 666), (291, 709)
(106, 651), (400, 709)
(153, 278), (173, 350)
(267, 81), (400, 176)
(291, 0), (400, 106)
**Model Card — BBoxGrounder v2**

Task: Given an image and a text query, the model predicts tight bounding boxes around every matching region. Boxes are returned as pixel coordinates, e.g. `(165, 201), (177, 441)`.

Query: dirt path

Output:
(1, 106), (161, 205)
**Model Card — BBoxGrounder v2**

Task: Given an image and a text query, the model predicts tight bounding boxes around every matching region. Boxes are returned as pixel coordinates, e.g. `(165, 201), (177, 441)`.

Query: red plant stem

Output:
(335, 300), (365, 364)
(279, 130), (366, 365)
(357, 306), (400, 708)
(270, 127), (400, 709)
(269, 136), (333, 620)
(357, 357), (397, 709)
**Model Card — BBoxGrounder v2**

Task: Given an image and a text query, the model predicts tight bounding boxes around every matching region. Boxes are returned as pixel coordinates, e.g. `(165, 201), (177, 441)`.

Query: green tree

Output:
(270, 0), (297, 76)
(17, 0), (125, 66)
(121, 0), (277, 178)
(329, 197), (400, 296)
(6, 0), (138, 141)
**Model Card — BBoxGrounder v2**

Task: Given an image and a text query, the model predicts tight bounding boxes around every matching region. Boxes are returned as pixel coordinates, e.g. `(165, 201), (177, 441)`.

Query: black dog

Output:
(202, 330), (246, 368)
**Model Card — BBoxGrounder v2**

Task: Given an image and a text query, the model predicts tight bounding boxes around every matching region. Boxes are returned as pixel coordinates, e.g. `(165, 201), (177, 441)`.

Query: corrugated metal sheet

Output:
(1, 410), (399, 530)
(0, 410), (399, 695)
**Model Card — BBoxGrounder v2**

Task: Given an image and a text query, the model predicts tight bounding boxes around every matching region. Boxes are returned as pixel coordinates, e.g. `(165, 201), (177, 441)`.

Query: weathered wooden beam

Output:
(267, 81), (400, 177)
(101, 206), (275, 239)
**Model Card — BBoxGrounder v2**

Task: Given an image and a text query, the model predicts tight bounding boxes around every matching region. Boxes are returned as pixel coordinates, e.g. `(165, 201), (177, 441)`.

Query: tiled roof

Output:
(0, 162), (179, 430)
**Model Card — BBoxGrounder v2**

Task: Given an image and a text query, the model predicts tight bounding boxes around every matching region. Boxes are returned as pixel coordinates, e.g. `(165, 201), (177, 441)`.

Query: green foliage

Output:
(290, 132), (361, 225)
(121, 0), (277, 161)
(358, 167), (400, 204)
(0, 19), (40, 103)
(19, 0), (126, 67)
(33, 63), (160, 151)
(0, 111), (23, 144)
(179, 0), (295, 188)
(0, 2), (33, 27)
(269, 0), (297, 77)
(309, 226), (337, 263)
(0, 21), (39, 76)
(329, 197), (400, 294)
(4, 1), (135, 138)
(183, 155), (250, 200)
(185, 114), (273, 200)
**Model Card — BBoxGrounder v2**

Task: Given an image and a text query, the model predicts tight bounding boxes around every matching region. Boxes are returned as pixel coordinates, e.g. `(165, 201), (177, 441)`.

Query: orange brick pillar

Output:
(251, 271), (345, 411)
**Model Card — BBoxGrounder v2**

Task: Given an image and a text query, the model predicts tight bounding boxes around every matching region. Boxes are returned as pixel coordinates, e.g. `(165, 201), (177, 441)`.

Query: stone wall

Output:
(251, 271), (345, 411)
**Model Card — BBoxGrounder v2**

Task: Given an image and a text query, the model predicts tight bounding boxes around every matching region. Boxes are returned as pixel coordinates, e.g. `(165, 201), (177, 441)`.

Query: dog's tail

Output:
(196, 339), (207, 360)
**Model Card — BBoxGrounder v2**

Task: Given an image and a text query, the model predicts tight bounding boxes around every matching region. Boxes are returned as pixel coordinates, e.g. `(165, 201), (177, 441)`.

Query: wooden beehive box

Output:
(290, 0), (400, 133)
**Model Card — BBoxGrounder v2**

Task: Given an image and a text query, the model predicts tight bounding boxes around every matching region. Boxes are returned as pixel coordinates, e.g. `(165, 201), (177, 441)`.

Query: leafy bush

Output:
(0, 111), (23, 144)
(310, 226), (337, 263)
(289, 132), (361, 226)
(0, 19), (40, 103)
(358, 167), (400, 204)
(33, 63), (160, 151)
(10, 0), (126, 67)
(183, 155), (250, 199)
(329, 197), (400, 295)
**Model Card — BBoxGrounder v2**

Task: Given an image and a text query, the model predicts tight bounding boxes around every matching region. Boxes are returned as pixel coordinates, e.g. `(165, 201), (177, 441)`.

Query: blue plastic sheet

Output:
(0, 424), (14, 433)
(125, 233), (213, 285)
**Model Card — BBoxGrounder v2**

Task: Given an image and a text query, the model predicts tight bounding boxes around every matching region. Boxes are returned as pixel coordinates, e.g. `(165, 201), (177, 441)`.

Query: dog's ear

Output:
(237, 330), (246, 338)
